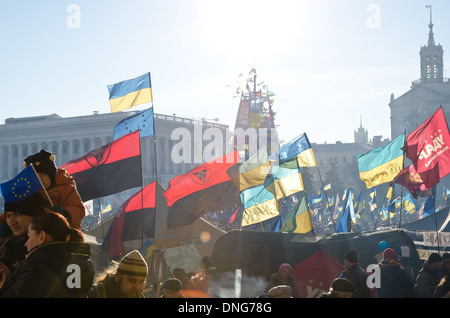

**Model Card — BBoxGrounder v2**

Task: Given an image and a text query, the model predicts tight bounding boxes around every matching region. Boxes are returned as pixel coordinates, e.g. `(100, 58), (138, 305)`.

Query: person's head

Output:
(329, 278), (355, 298)
(163, 278), (183, 298)
(427, 253), (443, 272)
(115, 250), (148, 298)
(344, 249), (359, 268)
(442, 253), (450, 271)
(268, 285), (292, 298)
(4, 193), (47, 238)
(383, 248), (396, 261)
(278, 263), (292, 281)
(23, 149), (57, 189)
(25, 211), (84, 252)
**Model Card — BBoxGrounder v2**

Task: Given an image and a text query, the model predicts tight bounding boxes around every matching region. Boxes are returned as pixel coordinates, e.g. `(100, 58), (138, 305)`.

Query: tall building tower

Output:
(389, 7), (450, 140)
(420, 8), (444, 83)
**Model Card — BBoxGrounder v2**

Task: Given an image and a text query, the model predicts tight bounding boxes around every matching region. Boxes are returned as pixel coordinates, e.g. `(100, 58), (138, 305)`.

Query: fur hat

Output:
(4, 192), (48, 217)
(268, 285), (292, 298)
(24, 149), (57, 185)
(117, 250), (148, 278)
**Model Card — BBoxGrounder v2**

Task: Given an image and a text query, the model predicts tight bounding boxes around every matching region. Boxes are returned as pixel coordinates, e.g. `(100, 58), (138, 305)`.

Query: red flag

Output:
(390, 165), (432, 198)
(163, 151), (241, 229)
(61, 131), (142, 201)
(103, 182), (156, 260)
(403, 106), (450, 188)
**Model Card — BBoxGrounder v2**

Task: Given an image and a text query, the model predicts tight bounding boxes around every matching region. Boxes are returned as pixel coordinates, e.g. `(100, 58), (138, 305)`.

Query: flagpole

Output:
(98, 198), (105, 239)
(30, 164), (53, 206)
(432, 185), (441, 253)
(398, 131), (406, 229)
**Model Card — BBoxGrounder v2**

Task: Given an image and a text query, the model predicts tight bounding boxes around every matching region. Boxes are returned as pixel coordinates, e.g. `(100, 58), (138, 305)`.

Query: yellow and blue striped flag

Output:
(108, 73), (153, 113)
(279, 133), (317, 167)
(356, 133), (405, 189)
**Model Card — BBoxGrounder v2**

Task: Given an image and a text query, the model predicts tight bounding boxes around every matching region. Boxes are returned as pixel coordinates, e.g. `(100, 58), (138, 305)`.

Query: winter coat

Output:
(87, 274), (145, 298)
(376, 260), (415, 298)
(40, 168), (85, 230)
(0, 235), (28, 273)
(340, 264), (371, 298)
(415, 261), (443, 298)
(0, 241), (94, 298)
(264, 273), (300, 298)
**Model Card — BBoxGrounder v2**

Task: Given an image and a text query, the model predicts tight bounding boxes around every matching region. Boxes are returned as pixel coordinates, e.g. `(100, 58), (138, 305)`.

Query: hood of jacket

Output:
(26, 241), (94, 295)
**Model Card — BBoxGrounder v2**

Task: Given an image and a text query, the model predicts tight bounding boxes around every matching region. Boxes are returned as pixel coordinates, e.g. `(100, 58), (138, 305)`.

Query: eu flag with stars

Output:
(113, 107), (154, 140)
(0, 166), (42, 203)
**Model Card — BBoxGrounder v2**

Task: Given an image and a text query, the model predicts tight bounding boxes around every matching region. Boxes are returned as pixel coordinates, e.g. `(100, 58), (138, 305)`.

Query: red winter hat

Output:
(383, 248), (396, 260)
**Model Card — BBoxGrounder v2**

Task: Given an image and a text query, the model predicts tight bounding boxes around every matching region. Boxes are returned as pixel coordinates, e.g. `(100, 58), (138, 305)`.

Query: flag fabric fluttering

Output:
(336, 188), (354, 233)
(240, 183), (280, 227)
(279, 133), (317, 167)
(265, 160), (304, 201)
(0, 166), (43, 203)
(113, 107), (154, 140)
(403, 106), (450, 188)
(61, 130), (142, 202)
(102, 182), (157, 260)
(108, 73), (153, 113)
(356, 133), (405, 189)
(390, 164), (432, 198)
(281, 193), (313, 234)
(163, 151), (241, 229)
(236, 146), (272, 192)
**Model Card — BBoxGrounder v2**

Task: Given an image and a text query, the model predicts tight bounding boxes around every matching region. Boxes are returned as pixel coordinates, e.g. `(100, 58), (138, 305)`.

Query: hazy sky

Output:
(1, 0), (449, 145)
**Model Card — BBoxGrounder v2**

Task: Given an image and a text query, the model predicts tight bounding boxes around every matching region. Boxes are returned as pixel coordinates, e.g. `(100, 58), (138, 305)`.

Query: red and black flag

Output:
(61, 131), (142, 201)
(102, 181), (157, 260)
(163, 150), (241, 229)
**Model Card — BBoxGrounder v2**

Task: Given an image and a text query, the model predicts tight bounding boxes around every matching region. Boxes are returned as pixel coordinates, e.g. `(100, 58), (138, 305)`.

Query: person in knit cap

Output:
(264, 263), (300, 298)
(339, 249), (370, 298)
(377, 248), (414, 298)
(23, 149), (85, 230)
(88, 250), (148, 298)
(415, 253), (444, 298)
(320, 278), (356, 298)
(0, 192), (48, 278)
(160, 278), (185, 298)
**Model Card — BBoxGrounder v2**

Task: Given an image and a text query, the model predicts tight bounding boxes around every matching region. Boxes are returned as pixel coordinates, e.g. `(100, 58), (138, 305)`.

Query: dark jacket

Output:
(264, 273), (300, 298)
(340, 264), (371, 298)
(415, 261), (443, 298)
(0, 242), (94, 298)
(0, 235), (28, 273)
(377, 260), (415, 298)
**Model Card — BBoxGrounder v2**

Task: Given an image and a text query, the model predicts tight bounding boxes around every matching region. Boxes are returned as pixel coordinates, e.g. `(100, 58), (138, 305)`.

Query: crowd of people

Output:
(0, 148), (449, 298)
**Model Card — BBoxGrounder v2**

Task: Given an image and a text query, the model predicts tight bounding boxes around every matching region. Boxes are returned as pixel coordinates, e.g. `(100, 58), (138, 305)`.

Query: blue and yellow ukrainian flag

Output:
(356, 133), (405, 189)
(281, 193), (313, 233)
(265, 160), (304, 201)
(108, 73), (153, 113)
(240, 184), (279, 227)
(279, 133), (317, 167)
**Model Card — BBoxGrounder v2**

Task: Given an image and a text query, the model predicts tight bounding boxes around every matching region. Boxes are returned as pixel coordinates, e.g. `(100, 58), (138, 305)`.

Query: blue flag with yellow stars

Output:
(0, 166), (42, 203)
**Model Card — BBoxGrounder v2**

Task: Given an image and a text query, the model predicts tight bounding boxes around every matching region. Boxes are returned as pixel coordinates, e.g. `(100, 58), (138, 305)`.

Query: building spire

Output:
(427, 5), (435, 46)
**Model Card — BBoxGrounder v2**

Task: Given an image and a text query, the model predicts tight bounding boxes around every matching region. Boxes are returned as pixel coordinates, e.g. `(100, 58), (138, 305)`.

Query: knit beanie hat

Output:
(331, 278), (355, 293)
(163, 278), (182, 291)
(428, 253), (443, 264)
(4, 192), (48, 218)
(24, 149), (58, 186)
(278, 263), (292, 274)
(345, 249), (359, 263)
(117, 250), (148, 277)
(383, 248), (396, 260)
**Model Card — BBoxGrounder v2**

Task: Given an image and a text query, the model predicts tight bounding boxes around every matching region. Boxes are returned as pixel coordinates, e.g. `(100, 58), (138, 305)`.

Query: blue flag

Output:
(0, 166), (42, 203)
(113, 107), (154, 140)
